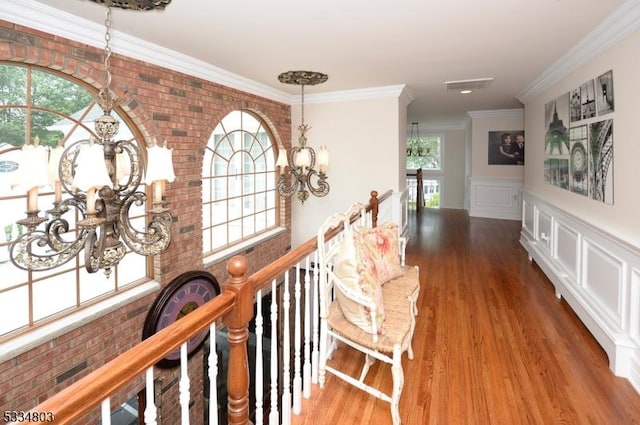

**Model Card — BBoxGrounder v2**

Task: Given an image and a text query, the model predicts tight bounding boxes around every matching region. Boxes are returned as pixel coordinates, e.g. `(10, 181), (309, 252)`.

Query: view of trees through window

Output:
(406, 134), (443, 209)
(406, 134), (441, 170)
(0, 63), (147, 339)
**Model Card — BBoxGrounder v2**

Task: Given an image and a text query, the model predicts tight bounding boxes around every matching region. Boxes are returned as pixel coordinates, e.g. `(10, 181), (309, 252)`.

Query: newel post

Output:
(223, 255), (253, 425)
(370, 190), (379, 228)
(416, 168), (424, 212)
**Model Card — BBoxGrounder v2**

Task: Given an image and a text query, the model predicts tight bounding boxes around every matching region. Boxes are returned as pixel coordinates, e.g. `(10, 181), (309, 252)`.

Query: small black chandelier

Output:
(406, 122), (428, 157)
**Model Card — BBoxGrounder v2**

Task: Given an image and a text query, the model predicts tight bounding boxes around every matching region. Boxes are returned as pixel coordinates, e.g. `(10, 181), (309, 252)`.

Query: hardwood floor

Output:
(292, 208), (640, 425)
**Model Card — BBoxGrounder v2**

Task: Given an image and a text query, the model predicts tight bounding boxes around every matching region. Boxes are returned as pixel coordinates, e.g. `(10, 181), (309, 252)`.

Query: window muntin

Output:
(0, 63), (147, 339)
(202, 111), (277, 255)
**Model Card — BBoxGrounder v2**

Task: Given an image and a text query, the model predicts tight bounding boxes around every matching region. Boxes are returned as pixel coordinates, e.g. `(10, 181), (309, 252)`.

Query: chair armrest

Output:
(399, 236), (407, 267)
(327, 269), (382, 337)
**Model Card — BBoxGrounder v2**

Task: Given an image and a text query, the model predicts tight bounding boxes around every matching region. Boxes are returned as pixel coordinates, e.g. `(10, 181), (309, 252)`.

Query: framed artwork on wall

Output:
(543, 69), (614, 205)
(487, 131), (525, 165)
(596, 70), (615, 115)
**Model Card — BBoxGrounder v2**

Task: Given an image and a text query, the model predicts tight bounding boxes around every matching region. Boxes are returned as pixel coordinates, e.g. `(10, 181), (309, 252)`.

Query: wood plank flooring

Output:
(292, 208), (640, 425)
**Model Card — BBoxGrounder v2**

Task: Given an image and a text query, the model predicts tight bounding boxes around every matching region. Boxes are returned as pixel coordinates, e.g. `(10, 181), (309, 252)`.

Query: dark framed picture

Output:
(488, 131), (525, 165)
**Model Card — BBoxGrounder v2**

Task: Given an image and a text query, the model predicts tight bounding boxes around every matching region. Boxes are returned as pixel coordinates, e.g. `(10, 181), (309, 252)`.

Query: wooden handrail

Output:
(15, 189), (393, 425)
(20, 291), (236, 424)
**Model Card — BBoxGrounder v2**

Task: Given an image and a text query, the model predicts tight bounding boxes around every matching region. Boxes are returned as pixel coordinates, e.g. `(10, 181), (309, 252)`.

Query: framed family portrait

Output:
(488, 131), (525, 165)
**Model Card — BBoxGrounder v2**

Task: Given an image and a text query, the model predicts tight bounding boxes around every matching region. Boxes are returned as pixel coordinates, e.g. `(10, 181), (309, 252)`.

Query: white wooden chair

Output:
(317, 203), (419, 425)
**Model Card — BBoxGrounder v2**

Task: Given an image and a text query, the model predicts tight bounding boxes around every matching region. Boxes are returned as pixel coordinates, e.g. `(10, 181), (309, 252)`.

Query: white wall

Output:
(466, 109), (525, 219)
(441, 128), (465, 209)
(290, 88), (409, 247)
(468, 109), (525, 179)
(522, 29), (640, 248)
(463, 115), (472, 211)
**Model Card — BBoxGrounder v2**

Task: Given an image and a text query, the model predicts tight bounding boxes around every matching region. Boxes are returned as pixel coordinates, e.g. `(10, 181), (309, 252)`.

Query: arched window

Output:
(0, 63), (148, 339)
(202, 110), (278, 255)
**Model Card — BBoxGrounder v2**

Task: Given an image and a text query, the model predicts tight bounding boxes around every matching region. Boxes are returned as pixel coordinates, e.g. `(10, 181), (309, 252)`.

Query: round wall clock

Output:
(142, 270), (220, 368)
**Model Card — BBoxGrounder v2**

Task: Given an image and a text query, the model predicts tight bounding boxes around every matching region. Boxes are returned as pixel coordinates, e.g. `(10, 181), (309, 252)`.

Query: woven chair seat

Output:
(385, 265), (419, 300)
(328, 274), (415, 353)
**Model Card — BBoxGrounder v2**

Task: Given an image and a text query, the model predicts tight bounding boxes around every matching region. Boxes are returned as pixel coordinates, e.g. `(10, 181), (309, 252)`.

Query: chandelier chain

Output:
(300, 84), (305, 127)
(103, 3), (113, 92)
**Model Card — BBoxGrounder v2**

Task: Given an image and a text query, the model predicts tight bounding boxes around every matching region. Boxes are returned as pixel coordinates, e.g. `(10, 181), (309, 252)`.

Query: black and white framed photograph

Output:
(596, 70), (614, 115)
(544, 95), (570, 156)
(588, 119), (614, 204)
(569, 125), (588, 196)
(488, 131), (525, 165)
(570, 87), (581, 123)
(580, 79), (596, 119)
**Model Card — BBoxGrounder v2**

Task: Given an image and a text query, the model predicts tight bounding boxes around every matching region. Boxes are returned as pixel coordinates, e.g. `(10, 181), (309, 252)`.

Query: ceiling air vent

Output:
(444, 78), (494, 92)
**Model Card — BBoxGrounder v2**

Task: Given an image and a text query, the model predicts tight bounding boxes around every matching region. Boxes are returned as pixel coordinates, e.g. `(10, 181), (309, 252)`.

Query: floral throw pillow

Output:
(354, 222), (404, 285)
(332, 229), (385, 335)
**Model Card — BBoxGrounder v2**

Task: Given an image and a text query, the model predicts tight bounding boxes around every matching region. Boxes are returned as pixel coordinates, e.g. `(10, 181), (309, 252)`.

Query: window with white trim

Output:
(407, 133), (444, 208)
(406, 134), (442, 171)
(0, 63), (148, 340)
(202, 110), (278, 255)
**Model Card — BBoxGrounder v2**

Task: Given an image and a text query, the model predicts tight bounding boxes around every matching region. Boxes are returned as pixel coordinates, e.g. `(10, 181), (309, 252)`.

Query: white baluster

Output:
(101, 398), (111, 425)
(268, 279), (280, 425)
(293, 263), (302, 414)
(255, 289), (264, 425)
(144, 367), (158, 425)
(281, 271), (292, 425)
(179, 342), (190, 425)
(208, 323), (219, 425)
(303, 256), (312, 398)
(311, 250), (320, 385)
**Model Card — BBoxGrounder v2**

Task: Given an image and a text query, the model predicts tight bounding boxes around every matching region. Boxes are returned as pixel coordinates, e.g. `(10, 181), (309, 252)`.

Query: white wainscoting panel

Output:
(583, 240), (624, 327)
(631, 268), (640, 344)
(555, 220), (580, 283)
(523, 198), (535, 237)
(631, 269), (640, 393)
(537, 210), (552, 255)
(520, 191), (640, 394)
(469, 178), (523, 220)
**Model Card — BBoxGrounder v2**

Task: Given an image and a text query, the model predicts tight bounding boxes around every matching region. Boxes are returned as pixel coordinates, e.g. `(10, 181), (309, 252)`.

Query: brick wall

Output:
(0, 19), (292, 423)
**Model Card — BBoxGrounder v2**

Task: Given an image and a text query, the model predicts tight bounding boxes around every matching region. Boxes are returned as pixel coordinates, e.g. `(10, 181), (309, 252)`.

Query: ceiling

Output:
(24, 0), (624, 127)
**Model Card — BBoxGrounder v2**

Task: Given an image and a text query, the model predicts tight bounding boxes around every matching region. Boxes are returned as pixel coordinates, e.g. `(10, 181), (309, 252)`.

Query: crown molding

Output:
(301, 85), (410, 105)
(419, 120), (467, 131)
(467, 109), (524, 119)
(1, 0), (291, 104)
(518, 0), (640, 102)
(1, 1), (416, 108)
